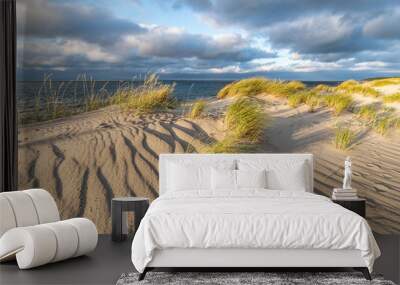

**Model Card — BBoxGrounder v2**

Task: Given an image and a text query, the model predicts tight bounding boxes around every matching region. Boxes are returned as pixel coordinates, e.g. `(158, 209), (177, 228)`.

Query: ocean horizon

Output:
(16, 79), (342, 110)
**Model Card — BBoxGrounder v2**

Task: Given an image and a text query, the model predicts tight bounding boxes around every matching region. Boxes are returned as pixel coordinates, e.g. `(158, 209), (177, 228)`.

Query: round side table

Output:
(111, 197), (149, 242)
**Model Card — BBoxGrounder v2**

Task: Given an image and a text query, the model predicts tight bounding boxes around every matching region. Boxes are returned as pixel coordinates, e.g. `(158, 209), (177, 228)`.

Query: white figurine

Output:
(343, 156), (352, 190)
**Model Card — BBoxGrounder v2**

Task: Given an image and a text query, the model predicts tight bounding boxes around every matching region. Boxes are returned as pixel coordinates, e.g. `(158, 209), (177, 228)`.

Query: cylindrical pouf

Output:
(0, 196), (17, 237)
(24, 189), (60, 224)
(64, 218), (98, 257)
(0, 226), (57, 269)
(42, 221), (79, 262)
(0, 218), (97, 269)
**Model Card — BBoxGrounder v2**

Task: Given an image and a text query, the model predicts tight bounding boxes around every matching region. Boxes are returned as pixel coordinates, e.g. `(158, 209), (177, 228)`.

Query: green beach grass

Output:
(19, 74), (177, 124)
(336, 80), (380, 97)
(287, 93), (305, 108)
(204, 97), (267, 153)
(216, 77), (306, 99)
(368, 77), (400, 87)
(383, 93), (400, 103)
(313, 84), (333, 93)
(19, 74), (112, 124)
(225, 97), (266, 142)
(217, 77), (270, 98)
(373, 116), (398, 136)
(324, 93), (353, 115)
(111, 74), (175, 113)
(304, 92), (323, 112)
(356, 105), (378, 122)
(188, 99), (206, 119)
(334, 127), (355, 150)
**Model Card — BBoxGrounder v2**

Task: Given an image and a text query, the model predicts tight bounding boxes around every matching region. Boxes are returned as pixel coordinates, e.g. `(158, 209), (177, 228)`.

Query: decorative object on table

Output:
(332, 198), (366, 218)
(112, 197), (149, 242)
(332, 188), (359, 200)
(343, 156), (352, 190)
(0, 189), (98, 269)
(116, 271), (394, 285)
(332, 156), (359, 200)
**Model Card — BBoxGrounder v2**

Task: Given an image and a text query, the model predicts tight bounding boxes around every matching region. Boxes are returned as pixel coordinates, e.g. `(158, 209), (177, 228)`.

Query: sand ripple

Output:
(18, 107), (215, 233)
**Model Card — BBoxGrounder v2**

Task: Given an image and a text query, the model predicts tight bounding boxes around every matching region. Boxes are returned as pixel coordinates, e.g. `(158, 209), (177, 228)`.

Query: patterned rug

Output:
(116, 272), (395, 285)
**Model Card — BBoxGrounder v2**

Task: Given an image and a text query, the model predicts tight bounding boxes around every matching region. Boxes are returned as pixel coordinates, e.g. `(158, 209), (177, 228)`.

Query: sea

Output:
(16, 80), (341, 111)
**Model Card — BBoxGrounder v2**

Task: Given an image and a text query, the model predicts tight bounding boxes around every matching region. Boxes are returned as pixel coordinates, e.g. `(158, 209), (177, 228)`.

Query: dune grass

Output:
(304, 92), (323, 112)
(18, 74), (112, 124)
(217, 77), (307, 99)
(188, 99), (206, 119)
(204, 97), (267, 153)
(202, 137), (255, 153)
(373, 116), (398, 136)
(383, 93), (400, 103)
(392, 118), (400, 130)
(285, 80), (307, 92)
(217, 77), (270, 99)
(356, 105), (378, 122)
(111, 74), (175, 113)
(265, 80), (306, 98)
(368, 77), (400, 87)
(324, 93), (353, 115)
(336, 80), (380, 97)
(81, 75), (111, 112)
(287, 91), (324, 111)
(225, 97), (266, 142)
(334, 127), (355, 150)
(313, 84), (333, 93)
(18, 73), (177, 124)
(287, 93), (306, 108)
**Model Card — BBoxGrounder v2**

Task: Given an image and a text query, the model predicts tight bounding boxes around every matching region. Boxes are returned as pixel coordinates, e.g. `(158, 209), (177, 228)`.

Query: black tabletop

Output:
(112, 197), (149, 202)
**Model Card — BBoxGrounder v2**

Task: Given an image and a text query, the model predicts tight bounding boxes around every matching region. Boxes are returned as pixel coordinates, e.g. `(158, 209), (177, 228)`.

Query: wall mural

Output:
(17, 0), (400, 234)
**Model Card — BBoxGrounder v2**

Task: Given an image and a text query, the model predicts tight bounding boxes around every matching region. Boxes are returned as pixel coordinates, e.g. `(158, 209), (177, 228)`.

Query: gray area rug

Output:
(117, 272), (395, 285)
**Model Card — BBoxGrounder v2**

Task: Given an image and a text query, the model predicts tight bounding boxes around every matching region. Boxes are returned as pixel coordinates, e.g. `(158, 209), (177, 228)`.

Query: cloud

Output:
(16, 0), (400, 79)
(174, 0), (397, 27)
(172, 0), (400, 63)
(123, 27), (274, 61)
(363, 8), (400, 39)
(351, 61), (389, 71)
(17, 0), (274, 78)
(172, 0), (212, 11)
(267, 15), (357, 54)
(17, 0), (145, 45)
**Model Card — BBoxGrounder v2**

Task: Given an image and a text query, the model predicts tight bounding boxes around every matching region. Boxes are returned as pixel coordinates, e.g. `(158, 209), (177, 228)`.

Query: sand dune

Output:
(258, 95), (400, 234)
(18, 106), (218, 233)
(18, 96), (400, 234)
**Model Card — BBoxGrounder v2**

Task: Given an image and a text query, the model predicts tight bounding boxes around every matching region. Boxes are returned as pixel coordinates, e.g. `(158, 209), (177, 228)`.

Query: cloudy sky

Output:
(17, 0), (400, 80)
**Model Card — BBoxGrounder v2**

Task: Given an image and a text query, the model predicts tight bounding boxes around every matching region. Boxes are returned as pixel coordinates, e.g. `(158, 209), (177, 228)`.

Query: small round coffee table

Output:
(111, 197), (149, 242)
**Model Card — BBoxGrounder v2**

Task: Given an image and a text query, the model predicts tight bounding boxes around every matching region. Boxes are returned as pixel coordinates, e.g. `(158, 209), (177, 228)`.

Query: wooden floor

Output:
(0, 234), (398, 285)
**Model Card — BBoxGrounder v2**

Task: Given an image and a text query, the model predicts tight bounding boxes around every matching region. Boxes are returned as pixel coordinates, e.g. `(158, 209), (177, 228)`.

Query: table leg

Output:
(111, 202), (123, 242)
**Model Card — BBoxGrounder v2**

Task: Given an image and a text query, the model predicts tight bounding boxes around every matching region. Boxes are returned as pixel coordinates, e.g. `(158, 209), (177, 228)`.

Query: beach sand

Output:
(18, 106), (222, 233)
(18, 96), (400, 234)
(258, 94), (400, 234)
